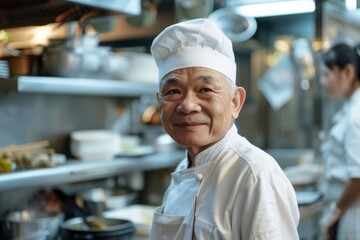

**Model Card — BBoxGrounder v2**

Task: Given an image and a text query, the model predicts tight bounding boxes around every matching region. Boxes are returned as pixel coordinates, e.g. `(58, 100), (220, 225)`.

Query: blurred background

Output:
(0, 0), (359, 239)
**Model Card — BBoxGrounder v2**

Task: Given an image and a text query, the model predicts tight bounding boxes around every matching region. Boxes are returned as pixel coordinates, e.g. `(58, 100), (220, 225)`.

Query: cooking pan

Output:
(60, 217), (135, 240)
(53, 189), (135, 239)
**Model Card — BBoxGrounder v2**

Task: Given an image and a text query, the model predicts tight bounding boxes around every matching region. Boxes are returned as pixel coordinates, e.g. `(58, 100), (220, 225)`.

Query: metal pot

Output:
(60, 217), (135, 240)
(42, 35), (129, 79)
(0, 210), (64, 240)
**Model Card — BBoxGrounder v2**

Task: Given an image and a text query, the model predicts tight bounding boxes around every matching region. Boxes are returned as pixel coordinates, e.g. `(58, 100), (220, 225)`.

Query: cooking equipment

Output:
(79, 188), (138, 216)
(208, 7), (257, 43)
(104, 204), (155, 238)
(0, 210), (63, 240)
(60, 217), (135, 240)
(42, 35), (129, 79)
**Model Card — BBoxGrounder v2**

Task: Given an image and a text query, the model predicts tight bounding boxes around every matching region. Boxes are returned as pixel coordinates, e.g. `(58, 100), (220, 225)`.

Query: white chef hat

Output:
(150, 18), (237, 82)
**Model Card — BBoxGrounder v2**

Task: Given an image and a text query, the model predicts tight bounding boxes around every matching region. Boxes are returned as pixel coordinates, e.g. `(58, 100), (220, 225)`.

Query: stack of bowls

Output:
(0, 60), (9, 78)
(70, 130), (121, 161)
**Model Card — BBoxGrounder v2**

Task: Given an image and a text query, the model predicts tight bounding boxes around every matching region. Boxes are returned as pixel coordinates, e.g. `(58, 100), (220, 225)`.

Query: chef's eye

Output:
(163, 89), (181, 96)
(166, 89), (181, 95)
(200, 87), (213, 93)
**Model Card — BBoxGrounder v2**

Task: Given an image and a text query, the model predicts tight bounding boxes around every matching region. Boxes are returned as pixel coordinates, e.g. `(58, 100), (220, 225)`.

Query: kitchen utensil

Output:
(79, 187), (138, 216)
(0, 210), (63, 240)
(60, 217), (135, 240)
(208, 7), (257, 43)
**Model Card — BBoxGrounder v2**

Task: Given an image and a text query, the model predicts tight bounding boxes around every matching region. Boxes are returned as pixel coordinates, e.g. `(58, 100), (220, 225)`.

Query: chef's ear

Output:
(343, 63), (356, 83)
(231, 87), (246, 119)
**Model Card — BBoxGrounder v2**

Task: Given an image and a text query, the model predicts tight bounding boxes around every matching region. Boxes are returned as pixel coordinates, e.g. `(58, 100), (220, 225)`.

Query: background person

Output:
(319, 42), (360, 240)
(149, 18), (299, 240)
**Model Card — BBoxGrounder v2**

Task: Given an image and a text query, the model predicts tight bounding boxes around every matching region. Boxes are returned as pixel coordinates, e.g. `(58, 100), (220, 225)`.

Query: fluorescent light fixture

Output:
(233, 0), (316, 18)
(345, 0), (358, 10)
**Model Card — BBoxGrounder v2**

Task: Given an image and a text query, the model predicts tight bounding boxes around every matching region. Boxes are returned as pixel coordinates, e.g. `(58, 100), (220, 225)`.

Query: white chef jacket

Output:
(320, 88), (360, 240)
(151, 124), (300, 240)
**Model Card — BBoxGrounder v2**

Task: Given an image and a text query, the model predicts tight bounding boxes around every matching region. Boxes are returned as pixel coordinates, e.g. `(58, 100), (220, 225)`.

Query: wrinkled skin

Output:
(156, 67), (246, 162)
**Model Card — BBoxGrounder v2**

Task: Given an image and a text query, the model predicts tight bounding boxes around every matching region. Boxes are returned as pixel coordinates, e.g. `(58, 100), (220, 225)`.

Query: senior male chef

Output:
(150, 18), (300, 240)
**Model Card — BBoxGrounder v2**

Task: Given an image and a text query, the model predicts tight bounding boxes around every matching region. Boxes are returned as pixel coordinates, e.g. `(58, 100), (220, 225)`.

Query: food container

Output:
(60, 217), (135, 240)
(79, 188), (138, 216)
(0, 210), (64, 240)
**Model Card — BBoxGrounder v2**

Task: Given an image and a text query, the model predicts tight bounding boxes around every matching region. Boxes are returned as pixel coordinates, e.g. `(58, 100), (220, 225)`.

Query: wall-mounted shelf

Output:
(0, 76), (158, 97)
(0, 150), (185, 191)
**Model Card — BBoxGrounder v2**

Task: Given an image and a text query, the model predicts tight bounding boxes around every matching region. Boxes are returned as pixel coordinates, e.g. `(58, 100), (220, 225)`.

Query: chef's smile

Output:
(156, 67), (244, 157)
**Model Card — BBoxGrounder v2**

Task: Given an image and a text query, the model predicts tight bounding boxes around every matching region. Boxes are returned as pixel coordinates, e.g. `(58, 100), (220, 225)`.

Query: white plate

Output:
(116, 145), (155, 157)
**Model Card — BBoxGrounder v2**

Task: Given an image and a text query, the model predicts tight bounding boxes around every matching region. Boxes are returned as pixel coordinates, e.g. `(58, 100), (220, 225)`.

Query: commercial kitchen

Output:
(0, 0), (359, 239)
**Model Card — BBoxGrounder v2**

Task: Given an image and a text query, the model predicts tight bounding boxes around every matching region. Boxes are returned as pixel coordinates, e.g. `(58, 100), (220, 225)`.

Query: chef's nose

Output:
(176, 93), (201, 114)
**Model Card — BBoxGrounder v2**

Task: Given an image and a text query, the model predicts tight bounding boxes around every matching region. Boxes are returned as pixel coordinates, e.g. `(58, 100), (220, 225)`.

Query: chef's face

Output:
(157, 67), (245, 157)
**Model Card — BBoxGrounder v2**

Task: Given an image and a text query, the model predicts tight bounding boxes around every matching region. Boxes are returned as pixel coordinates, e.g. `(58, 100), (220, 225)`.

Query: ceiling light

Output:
(231, 0), (316, 18)
(345, 0), (358, 10)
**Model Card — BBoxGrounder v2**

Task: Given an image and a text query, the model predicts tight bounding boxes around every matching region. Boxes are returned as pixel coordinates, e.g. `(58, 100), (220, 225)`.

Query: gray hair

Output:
(227, 77), (237, 97)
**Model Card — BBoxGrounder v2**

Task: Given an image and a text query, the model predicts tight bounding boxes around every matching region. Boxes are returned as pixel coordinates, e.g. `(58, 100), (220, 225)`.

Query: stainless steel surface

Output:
(0, 150), (184, 191)
(0, 76), (157, 97)
(42, 35), (130, 79)
(0, 210), (63, 240)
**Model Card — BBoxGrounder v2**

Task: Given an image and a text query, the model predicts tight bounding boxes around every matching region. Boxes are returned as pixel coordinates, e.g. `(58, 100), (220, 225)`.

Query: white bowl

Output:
(70, 130), (120, 161)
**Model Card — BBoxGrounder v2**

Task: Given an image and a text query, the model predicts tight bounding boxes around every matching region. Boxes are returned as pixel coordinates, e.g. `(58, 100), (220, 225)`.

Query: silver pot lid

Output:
(208, 7), (257, 43)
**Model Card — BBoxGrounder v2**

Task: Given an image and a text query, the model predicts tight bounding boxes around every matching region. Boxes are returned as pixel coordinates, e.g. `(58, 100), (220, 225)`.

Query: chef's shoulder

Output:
(230, 136), (284, 177)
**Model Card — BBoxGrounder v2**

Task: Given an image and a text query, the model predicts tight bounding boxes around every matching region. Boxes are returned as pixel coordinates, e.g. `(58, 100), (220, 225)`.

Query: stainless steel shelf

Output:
(0, 150), (185, 191)
(0, 76), (158, 97)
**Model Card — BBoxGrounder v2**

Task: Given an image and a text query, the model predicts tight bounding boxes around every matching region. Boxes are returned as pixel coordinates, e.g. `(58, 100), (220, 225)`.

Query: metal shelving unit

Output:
(0, 76), (158, 97)
(0, 150), (185, 191)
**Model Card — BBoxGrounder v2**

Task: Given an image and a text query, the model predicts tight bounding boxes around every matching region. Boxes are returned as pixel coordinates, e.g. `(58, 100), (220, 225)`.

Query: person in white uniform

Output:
(149, 18), (300, 240)
(320, 43), (360, 240)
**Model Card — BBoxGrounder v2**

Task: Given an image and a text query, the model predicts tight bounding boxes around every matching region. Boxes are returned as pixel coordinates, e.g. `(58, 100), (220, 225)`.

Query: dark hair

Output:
(323, 43), (360, 82)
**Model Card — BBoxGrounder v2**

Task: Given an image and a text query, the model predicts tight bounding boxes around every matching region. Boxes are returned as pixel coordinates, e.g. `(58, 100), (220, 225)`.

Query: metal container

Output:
(0, 210), (64, 240)
(42, 35), (129, 79)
